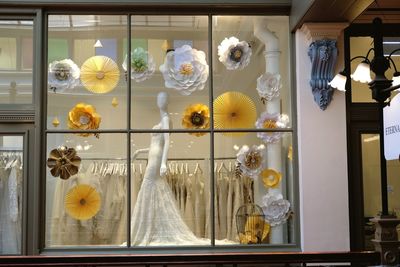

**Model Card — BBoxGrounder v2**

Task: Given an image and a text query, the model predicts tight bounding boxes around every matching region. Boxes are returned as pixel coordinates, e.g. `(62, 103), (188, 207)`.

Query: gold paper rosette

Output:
(67, 103), (101, 137)
(65, 184), (101, 220)
(47, 146), (81, 180)
(80, 55), (120, 94)
(261, 168), (282, 189)
(182, 103), (210, 136)
(213, 91), (256, 136)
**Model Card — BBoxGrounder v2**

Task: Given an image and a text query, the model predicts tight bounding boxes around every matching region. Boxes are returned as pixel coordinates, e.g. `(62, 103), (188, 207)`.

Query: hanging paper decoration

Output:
(122, 47), (155, 82)
(111, 97), (118, 107)
(182, 103), (210, 137)
(255, 112), (289, 144)
(65, 184), (101, 220)
(261, 168), (282, 189)
(236, 144), (265, 179)
(67, 103), (101, 138)
(52, 117), (60, 127)
(80, 55), (120, 94)
(256, 72), (282, 104)
(214, 91), (256, 136)
(262, 191), (291, 227)
(48, 59), (80, 93)
(46, 146), (81, 180)
(159, 45), (209, 95)
(218, 36), (252, 70)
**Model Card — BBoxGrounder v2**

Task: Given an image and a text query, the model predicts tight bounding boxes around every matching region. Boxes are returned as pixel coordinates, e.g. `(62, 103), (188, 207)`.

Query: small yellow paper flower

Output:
(67, 103), (101, 137)
(65, 184), (101, 221)
(182, 103), (210, 137)
(261, 168), (282, 189)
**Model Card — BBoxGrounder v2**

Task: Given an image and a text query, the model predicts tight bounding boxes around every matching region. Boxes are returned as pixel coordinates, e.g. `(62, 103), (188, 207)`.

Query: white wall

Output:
(295, 30), (350, 251)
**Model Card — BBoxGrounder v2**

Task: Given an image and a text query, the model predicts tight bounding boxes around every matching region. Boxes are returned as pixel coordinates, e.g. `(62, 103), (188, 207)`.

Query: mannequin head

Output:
(157, 91), (169, 110)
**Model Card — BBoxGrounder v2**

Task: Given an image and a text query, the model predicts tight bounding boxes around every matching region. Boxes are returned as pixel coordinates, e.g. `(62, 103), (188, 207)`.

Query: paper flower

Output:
(80, 55), (120, 94)
(122, 47), (155, 82)
(256, 72), (281, 103)
(65, 184), (101, 220)
(255, 112), (289, 143)
(261, 168), (282, 189)
(159, 45), (209, 95)
(236, 144), (265, 178)
(262, 191), (291, 227)
(46, 146), (81, 180)
(182, 103), (210, 136)
(218, 36), (252, 70)
(48, 59), (80, 92)
(214, 91), (257, 136)
(67, 103), (101, 137)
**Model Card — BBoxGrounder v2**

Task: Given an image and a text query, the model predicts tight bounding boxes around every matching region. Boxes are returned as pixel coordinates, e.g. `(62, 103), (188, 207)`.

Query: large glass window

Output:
(45, 14), (295, 249)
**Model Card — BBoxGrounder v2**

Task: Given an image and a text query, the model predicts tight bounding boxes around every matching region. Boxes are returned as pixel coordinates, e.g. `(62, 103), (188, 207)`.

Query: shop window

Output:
(45, 14), (295, 250)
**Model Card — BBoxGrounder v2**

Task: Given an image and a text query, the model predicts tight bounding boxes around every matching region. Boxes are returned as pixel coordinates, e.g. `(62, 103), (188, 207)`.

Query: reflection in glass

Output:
(46, 133), (127, 247)
(0, 20), (34, 104)
(0, 135), (24, 254)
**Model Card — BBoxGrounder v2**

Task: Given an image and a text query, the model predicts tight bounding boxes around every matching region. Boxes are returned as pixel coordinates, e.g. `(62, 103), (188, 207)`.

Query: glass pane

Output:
(45, 133), (127, 247)
(47, 15), (127, 130)
(212, 16), (292, 130)
(214, 132), (294, 245)
(130, 16), (209, 130)
(0, 20), (34, 104)
(350, 37), (375, 103)
(0, 135), (24, 254)
(130, 132), (211, 246)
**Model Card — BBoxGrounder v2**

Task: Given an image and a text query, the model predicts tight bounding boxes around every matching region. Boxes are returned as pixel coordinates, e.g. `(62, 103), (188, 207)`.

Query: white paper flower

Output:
(122, 47), (155, 82)
(218, 36), (252, 70)
(48, 59), (80, 92)
(262, 191), (291, 227)
(236, 144), (265, 178)
(255, 112), (289, 144)
(256, 72), (281, 103)
(159, 45), (209, 95)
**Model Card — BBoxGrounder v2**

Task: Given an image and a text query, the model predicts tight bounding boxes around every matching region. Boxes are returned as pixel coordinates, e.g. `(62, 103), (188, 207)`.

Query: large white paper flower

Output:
(122, 47), (155, 82)
(256, 72), (281, 103)
(159, 45), (209, 95)
(255, 112), (289, 144)
(218, 36), (252, 70)
(236, 144), (265, 178)
(262, 191), (291, 227)
(48, 59), (80, 92)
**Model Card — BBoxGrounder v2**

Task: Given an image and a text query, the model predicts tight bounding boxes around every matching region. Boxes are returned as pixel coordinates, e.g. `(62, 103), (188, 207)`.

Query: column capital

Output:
(300, 23), (348, 44)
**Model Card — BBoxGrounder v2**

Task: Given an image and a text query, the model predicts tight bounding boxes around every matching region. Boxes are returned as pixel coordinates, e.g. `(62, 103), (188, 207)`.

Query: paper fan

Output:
(213, 91), (256, 136)
(65, 184), (101, 220)
(80, 55), (120, 94)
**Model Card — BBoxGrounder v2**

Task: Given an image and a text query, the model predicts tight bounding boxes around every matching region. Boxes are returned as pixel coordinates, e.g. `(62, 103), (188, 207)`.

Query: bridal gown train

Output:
(130, 125), (209, 246)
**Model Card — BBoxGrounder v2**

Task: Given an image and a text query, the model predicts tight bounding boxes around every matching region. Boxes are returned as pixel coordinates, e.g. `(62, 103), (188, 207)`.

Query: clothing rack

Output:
(79, 157), (236, 161)
(0, 149), (23, 152)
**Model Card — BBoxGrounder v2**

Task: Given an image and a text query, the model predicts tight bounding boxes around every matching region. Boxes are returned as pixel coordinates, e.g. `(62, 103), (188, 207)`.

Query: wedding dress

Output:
(130, 123), (210, 246)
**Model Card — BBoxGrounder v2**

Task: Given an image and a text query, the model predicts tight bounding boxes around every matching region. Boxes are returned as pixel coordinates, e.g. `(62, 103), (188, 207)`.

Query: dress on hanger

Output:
(130, 123), (210, 246)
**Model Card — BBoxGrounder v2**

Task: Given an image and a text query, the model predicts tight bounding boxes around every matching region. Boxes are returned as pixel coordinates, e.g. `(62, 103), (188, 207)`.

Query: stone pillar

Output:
(370, 216), (400, 265)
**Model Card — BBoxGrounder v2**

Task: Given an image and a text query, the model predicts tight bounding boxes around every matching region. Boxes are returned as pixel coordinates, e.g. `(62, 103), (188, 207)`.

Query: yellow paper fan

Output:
(65, 184), (101, 220)
(80, 55), (120, 94)
(213, 91), (256, 136)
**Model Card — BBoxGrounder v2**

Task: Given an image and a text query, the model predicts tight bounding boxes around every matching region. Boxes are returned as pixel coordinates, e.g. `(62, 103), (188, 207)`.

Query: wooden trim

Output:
(0, 251), (381, 266)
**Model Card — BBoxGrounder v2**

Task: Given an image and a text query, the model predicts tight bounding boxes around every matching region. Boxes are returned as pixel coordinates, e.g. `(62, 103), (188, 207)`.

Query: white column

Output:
(296, 22), (350, 251)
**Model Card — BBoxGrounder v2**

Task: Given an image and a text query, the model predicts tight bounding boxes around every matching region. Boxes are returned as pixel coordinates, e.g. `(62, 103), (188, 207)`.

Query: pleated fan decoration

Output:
(65, 184), (101, 221)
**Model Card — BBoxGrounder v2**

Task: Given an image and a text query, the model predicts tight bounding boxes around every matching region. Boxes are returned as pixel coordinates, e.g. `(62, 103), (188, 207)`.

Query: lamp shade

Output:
(329, 72), (347, 91)
(351, 61), (372, 83)
(393, 72), (400, 90)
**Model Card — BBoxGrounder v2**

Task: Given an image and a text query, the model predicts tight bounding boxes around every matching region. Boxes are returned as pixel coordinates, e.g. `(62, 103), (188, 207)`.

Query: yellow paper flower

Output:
(214, 91), (256, 136)
(67, 103), (101, 137)
(80, 55), (120, 94)
(65, 184), (101, 221)
(288, 145), (293, 161)
(182, 103), (210, 136)
(261, 168), (282, 189)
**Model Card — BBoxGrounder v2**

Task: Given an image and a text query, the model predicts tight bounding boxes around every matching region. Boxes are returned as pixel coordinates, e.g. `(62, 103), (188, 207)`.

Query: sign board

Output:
(384, 93), (400, 160)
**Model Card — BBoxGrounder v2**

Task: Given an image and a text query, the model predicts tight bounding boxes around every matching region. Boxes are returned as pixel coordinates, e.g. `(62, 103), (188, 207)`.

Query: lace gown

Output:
(130, 127), (209, 246)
